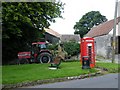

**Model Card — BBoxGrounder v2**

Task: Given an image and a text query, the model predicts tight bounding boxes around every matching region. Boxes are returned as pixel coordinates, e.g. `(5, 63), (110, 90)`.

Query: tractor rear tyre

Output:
(37, 53), (52, 63)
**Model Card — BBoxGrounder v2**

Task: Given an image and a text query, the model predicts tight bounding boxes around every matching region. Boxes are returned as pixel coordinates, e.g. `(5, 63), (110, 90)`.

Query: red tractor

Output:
(17, 42), (53, 64)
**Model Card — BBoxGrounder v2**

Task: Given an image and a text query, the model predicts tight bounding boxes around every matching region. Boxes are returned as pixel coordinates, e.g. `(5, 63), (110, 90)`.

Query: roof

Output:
(86, 17), (120, 38)
(60, 34), (80, 42)
(44, 28), (61, 38)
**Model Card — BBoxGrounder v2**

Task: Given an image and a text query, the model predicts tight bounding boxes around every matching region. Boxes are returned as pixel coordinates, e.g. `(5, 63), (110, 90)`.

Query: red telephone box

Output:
(80, 37), (95, 69)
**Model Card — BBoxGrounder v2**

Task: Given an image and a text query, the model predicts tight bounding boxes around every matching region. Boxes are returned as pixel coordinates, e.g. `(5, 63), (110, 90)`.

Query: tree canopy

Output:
(73, 11), (108, 38)
(2, 2), (64, 39)
(2, 2), (64, 64)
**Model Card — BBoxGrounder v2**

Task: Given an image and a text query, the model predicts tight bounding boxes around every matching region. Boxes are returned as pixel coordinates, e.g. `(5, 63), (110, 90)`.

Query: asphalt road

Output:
(24, 73), (119, 88)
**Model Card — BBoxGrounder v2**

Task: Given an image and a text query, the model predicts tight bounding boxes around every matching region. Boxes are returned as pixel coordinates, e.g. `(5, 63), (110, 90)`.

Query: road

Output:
(24, 73), (119, 88)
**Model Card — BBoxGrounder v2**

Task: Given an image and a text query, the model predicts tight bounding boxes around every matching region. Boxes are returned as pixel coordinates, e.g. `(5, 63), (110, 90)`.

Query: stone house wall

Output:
(94, 34), (112, 59)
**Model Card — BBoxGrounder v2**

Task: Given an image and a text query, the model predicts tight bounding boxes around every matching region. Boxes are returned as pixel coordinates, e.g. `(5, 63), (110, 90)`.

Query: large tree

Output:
(2, 2), (64, 39)
(2, 2), (64, 64)
(73, 11), (108, 38)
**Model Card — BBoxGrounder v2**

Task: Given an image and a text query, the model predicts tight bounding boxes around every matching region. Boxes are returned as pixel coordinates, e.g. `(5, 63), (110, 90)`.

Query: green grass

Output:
(2, 61), (96, 84)
(0, 66), (2, 84)
(3, 61), (119, 85)
(96, 62), (120, 73)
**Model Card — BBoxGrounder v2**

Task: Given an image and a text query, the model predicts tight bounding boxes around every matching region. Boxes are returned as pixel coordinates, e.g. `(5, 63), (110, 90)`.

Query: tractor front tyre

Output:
(18, 58), (29, 64)
(37, 53), (52, 63)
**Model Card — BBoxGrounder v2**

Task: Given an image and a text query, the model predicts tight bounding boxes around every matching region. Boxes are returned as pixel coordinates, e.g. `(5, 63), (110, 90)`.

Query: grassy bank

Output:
(96, 62), (120, 73)
(2, 61), (96, 84)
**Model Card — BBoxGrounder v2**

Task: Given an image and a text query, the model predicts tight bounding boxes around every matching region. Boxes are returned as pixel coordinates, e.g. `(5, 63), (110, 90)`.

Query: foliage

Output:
(47, 43), (58, 51)
(47, 44), (59, 56)
(2, 62), (97, 84)
(2, 2), (64, 39)
(2, 2), (64, 64)
(74, 11), (108, 38)
(47, 41), (80, 57)
(63, 41), (80, 56)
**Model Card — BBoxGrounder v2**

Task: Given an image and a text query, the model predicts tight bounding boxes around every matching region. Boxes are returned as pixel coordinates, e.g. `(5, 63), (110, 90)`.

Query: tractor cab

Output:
(31, 42), (50, 62)
(32, 42), (47, 51)
(31, 42), (49, 54)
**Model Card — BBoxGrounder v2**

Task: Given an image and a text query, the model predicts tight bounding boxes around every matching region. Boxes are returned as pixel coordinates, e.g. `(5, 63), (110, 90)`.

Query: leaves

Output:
(2, 2), (65, 64)
(74, 11), (108, 38)
(2, 2), (64, 38)
(63, 41), (80, 56)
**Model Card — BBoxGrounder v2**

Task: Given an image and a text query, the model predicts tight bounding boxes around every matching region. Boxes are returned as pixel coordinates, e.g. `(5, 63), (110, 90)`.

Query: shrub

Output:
(63, 41), (80, 56)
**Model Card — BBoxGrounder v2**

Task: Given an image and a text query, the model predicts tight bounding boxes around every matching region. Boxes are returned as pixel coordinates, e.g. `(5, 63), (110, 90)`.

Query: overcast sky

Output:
(49, 0), (119, 34)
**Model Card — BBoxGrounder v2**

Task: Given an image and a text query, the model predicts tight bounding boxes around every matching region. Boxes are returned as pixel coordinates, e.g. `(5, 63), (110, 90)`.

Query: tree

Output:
(2, 2), (64, 64)
(2, 2), (64, 39)
(73, 11), (108, 38)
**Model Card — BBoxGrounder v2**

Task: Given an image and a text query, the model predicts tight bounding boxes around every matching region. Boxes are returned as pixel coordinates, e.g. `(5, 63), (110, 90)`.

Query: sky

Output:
(49, 0), (119, 34)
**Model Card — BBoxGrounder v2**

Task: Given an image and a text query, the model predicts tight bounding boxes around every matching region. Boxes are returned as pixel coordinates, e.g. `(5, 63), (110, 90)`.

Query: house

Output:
(60, 34), (80, 43)
(44, 28), (61, 44)
(44, 28), (81, 44)
(86, 15), (120, 60)
(86, 1), (120, 60)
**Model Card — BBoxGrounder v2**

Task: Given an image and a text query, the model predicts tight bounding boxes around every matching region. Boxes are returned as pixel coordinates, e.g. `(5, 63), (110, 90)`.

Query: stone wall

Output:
(95, 34), (112, 59)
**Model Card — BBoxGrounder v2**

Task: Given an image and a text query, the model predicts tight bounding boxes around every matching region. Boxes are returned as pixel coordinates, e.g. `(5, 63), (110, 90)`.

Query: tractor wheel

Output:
(37, 53), (52, 63)
(18, 58), (29, 64)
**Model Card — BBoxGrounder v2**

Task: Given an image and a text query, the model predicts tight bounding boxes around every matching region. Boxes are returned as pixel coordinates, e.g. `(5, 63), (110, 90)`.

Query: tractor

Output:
(17, 42), (53, 64)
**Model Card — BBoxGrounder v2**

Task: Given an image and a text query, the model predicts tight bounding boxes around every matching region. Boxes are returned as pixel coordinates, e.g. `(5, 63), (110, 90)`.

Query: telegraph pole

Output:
(112, 0), (118, 63)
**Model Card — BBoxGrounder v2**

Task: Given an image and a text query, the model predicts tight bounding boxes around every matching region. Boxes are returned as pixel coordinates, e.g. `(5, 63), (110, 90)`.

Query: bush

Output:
(63, 41), (80, 56)
(47, 41), (80, 57)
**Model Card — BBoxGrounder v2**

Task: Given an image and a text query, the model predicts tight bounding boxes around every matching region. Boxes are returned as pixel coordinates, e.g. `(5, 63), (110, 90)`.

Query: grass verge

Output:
(96, 62), (120, 73)
(2, 61), (96, 84)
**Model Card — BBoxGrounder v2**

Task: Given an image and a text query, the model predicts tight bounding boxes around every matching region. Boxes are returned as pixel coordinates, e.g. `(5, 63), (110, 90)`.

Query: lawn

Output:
(2, 61), (119, 85)
(2, 61), (96, 84)
(96, 62), (120, 73)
